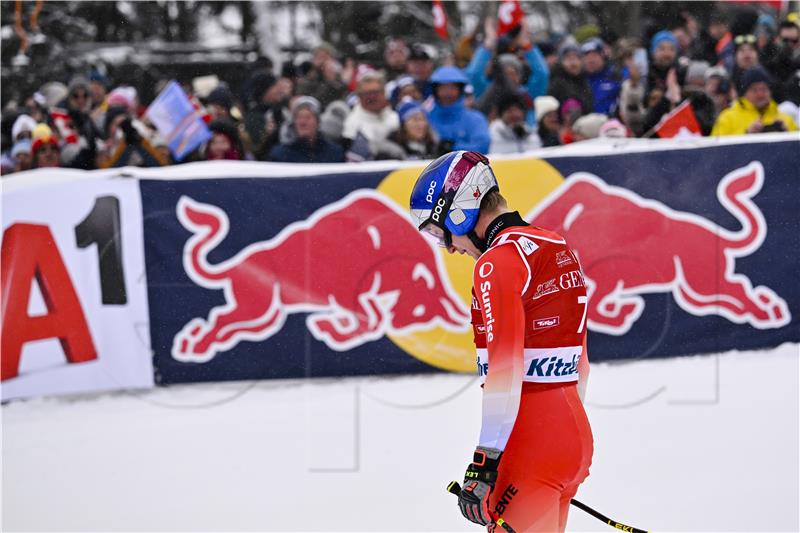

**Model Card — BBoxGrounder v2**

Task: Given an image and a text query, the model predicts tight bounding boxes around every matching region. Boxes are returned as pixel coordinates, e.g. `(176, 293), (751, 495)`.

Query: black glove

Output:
(120, 118), (141, 145)
(458, 447), (502, 526)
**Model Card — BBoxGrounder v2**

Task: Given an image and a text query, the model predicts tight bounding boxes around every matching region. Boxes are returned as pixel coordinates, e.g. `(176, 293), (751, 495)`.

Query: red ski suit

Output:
(471, 223), (593, 532)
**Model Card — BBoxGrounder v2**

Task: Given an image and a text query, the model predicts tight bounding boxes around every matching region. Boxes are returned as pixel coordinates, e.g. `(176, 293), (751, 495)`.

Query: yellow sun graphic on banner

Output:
(376, 157), (566, 372)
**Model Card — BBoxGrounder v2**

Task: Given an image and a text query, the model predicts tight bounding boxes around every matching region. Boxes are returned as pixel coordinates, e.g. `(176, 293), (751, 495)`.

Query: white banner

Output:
(1, 175), (153, 400)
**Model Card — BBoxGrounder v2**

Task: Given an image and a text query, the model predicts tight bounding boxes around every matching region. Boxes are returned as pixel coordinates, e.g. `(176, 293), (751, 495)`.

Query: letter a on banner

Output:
(1, 223), (97, 381)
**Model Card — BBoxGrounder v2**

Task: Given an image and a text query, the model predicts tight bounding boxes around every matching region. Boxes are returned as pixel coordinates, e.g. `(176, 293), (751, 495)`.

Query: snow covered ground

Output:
(2, 344), (798, 532)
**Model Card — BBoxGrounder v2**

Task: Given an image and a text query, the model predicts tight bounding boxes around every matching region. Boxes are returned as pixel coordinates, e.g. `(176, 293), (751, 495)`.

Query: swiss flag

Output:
(432, 0), (448, 40)
(497, 0), (525, 36)
(654, 100), (702, 138)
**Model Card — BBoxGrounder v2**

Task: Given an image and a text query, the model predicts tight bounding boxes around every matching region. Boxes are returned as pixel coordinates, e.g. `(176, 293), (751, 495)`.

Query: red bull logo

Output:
(172, 190), (468, 362)
(527, 161), (790, 335)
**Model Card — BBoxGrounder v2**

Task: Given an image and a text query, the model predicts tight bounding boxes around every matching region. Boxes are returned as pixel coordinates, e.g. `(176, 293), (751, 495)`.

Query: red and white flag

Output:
(654, 100), (702, 138)
(497, 0), (525, 36)
(433, 0), (448, 41)
(432, 0), (448, 40)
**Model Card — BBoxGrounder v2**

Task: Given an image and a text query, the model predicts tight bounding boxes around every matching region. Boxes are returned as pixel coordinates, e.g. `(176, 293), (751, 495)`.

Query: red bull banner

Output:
(3, 135), (797, 397)
(138, 135), (799, 385)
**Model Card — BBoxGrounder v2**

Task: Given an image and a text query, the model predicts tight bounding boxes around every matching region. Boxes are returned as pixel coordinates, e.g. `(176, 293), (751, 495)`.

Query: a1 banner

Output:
(1, 175), (153, 400)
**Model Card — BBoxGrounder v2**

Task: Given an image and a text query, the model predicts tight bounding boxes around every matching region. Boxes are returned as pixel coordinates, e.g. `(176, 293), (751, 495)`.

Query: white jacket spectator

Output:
(342, 72), (399, 154)
(489, 93), (541, 154)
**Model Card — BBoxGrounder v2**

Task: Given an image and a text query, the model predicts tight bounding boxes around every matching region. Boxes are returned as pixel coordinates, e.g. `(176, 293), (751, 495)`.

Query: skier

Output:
(409, 151), (593, 532)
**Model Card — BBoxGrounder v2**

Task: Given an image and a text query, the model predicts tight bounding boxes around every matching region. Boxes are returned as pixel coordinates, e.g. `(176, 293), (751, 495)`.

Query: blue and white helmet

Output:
(409, 151), (499, 245)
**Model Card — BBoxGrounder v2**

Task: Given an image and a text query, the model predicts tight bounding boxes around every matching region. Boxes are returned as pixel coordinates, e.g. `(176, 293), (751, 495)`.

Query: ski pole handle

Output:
(447, 481), (650, 533)
(447, 481), (516, 533)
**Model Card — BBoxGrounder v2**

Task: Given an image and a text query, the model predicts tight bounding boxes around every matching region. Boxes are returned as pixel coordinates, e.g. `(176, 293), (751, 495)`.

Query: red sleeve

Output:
(474, 242), (530, 451)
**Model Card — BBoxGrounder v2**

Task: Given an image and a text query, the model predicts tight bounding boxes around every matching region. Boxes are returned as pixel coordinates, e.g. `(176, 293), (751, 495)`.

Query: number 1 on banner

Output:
(75, 196), (127, 305)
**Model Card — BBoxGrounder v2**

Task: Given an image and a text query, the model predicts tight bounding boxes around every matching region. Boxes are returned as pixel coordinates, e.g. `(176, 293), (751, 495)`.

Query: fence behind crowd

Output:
(2, 133), (798, 401)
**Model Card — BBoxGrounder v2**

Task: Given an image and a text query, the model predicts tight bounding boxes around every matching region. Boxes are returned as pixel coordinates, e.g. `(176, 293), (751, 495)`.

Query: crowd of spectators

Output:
(2, 7), (799, 173)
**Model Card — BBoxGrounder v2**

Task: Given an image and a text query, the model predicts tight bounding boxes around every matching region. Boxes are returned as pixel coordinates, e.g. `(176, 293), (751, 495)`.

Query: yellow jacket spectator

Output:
(712, 67), (798, 135)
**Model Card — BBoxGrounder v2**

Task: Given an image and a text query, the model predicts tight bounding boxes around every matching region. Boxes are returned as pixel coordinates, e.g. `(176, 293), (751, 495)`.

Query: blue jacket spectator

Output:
(465, 45), (549, 125)
(426, 66), (490, 154)
(581, 38), (622, 115)
(269, 96), (345, 163)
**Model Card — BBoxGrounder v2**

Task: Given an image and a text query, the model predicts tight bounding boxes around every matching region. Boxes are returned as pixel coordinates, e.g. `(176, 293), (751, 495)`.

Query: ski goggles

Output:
(419, 220), (452, 249)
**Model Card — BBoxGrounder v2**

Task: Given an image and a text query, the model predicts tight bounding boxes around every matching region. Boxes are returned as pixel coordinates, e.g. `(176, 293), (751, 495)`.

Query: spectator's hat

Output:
(573, 113), (608, 139)
(430, 66), (468, 85)
(249, 71), (277, 103)
(558, 43), (581, 60)
(580, 38), (605, 56)
(107, 86), (137, 110)
(704, 65), (729, 81)
(738, 66), (772, 94)
(31, 124), (59, 154)
(11, 139), (32, 158)
(409, 44), (432, 61)
(12, 114), (36, 140)
(207, 85), (235, 111)
(88, 68), (110, 89)
(650, 30), (678, 55)
(397, 100), (425, 123)
(598, 119), (628, 138)
(67, 76), (90, 95)
(497, 54), (523, 74)
(685, 61), (710, 85)
(560, 98), (584, 120)
(755, 14), (777, 36)
(291, 96), (322, 118)
(534, 96), (560, 123)
(574, 24), (601, 44)
(314, 41), (338, 58)
(38, 82), (68, 108)
(497, 93), (527, 116)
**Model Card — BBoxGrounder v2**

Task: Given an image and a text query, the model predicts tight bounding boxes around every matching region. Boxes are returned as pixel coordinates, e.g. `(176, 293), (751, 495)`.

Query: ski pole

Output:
(447, 481), (650, 533)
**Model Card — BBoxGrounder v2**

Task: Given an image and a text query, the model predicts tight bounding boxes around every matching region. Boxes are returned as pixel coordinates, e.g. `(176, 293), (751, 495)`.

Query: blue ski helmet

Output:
(409, 151), (499, 247)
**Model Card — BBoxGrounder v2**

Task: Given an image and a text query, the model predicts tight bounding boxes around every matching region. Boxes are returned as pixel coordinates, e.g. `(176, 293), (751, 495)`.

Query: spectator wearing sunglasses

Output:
(49, 77), (101, 170)
(763, 20), (800, 87)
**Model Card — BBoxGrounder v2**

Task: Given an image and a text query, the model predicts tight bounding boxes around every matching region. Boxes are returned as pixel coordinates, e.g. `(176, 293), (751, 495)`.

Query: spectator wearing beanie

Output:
(244, 73), (293, 161)
(535, 95), (562, 147)
(646, 31), (687, 104)
(572, 113), (608, 142)
(206, 85), (236, 121)
(712, 66), (798, 135)
(31, 124), (61, 168)
(269, 96), (345, 163)
(12, 114), (37, 142)
(11, 139), (33, 172)
(489, 92), (541, 154)
(206, 119), (246, 160)
(581, 38), (622, 115)
(383, 100), (444, 160)
(548, 44), (593, 115)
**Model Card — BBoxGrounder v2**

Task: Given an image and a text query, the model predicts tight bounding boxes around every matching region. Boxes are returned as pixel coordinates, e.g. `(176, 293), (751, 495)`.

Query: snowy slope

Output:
(2, 344), (798, 532)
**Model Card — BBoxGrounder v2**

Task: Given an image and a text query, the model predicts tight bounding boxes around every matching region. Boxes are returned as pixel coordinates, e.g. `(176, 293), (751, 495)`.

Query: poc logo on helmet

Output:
(425, 181), (438, 203)
(431, 197), (447, 223)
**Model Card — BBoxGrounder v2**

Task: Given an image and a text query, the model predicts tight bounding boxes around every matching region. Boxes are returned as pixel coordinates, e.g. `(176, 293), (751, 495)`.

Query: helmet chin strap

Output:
(467, 230), (488, 253)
